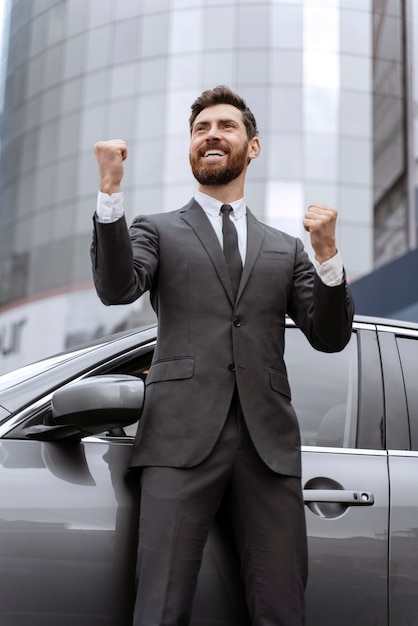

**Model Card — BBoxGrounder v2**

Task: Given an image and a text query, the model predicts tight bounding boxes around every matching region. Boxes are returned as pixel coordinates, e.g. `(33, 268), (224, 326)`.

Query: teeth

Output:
(204, 150), (225, 157)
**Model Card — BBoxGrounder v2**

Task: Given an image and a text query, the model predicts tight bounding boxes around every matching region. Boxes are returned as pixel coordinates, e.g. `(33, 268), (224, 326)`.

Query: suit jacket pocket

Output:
(268, 367), (291, 400)
(146, 357), (195, 384)
(259, 250), (288, 260)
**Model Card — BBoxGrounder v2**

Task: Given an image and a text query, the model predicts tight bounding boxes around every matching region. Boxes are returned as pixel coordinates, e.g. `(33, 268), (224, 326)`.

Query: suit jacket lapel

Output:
(180, 199), (236, 304)
(180, 201), (266, 306)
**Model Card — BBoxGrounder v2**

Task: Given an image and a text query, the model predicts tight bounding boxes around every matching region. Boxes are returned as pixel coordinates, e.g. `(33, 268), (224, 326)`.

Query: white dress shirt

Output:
(96, 190), (344, 286)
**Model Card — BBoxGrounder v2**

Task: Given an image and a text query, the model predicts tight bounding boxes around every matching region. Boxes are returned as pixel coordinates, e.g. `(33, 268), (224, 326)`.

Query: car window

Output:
(285, 327), (358, 448)
(396, 336), (418, 450)
(101, 331), (359, 445)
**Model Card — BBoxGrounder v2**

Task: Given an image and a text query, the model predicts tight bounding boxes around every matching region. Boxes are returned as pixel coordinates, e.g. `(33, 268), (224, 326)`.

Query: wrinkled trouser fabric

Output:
(133, 393), (308, 626)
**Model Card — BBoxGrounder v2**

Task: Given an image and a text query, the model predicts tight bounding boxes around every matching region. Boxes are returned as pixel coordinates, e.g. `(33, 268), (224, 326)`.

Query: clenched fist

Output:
(94, 139), (128, 195)
(303, 204), (337, 264)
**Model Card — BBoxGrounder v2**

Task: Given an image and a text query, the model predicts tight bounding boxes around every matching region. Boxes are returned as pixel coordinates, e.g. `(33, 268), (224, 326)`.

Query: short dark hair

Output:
(189, 85), (259, 140)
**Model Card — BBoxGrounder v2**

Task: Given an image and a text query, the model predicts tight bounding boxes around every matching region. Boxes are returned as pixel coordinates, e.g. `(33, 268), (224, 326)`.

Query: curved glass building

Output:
(0, 0), (413, 372)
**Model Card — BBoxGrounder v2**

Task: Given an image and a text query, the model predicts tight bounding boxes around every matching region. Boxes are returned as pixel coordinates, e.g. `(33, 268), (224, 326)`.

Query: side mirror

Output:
(51, 374), (145, 435)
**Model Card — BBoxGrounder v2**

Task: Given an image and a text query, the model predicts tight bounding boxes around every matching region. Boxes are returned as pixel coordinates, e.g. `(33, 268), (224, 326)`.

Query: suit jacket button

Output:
(228, 363), (236, 372)
(233, 317), (242, 327)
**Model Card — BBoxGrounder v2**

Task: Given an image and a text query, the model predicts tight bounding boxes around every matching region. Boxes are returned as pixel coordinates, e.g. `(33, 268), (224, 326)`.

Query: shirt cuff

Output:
(313, 250), (344, 286)
(96, 190), (124, 223)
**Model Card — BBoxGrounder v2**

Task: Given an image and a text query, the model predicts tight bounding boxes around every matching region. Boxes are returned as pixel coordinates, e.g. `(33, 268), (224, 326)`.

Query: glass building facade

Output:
(0, 0), (413, 373)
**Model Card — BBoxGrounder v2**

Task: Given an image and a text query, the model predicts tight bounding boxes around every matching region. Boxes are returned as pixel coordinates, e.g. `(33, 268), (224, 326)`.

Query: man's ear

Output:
(248, 137), (261, 161)
(247, 137), (260, 166)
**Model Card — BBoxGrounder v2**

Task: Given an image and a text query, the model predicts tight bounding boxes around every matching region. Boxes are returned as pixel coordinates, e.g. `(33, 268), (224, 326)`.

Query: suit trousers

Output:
(132, 392), (308, 626)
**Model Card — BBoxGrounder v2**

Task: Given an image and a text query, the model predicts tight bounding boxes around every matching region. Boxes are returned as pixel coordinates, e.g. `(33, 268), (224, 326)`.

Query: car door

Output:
(0, 435), (139, 626)
(0, 343), (154, 626)
(0, 340), (250, 626)
(285, 322), (390, 626)
(383, 326), (418, 625)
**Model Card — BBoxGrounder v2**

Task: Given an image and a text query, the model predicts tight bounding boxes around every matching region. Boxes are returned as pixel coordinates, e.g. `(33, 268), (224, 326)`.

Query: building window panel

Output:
(266, 180), (305, 239)
(271, 50), (303, 86)
(271, 5), (303, 50)
(56, 156), (77, 203)
(139, 58), (167, 92)
(58, 112), (80, 158)
(204, 6), (236, 50)
(340, 90), (372, 138)
(238, 5), (269, 49)
(169, 54), (200, 90)
(47, 2), (66, 47)
(238, 50), (268, 84)
(203, 51), (235, 87)
(115, 0), (145, 20)
(340, 8), (371, 56)
(86, 25), (112, 72)
(37, 120), (59, 167)
(340, 0), (371, 10)
(63, 33), (86, 79)
(35, 164), (57, 211)
(271, 86), (303, 133)
(170, 9), (203, 54)
(30, 14), (48, 56)
(304, 51), (339, 90)
(304, 4), (339, 52)
(340, 54), (371, 92)
(340, 137), (372, 185)
(304, 87), (339, 134)
(305, 134), (339, 182)
(339, 185), (373, 225)
(135, 94), (166, 140)
(108, 98), (136, 140)
(166, 89), (196, 135)
(41, 86), (62, 124)
(79, 104), (105, 151)
(77, 150), (100, 197)
(89, 0), (114, 28)
(110, 63), (139, 99)
(164, 134), (192, 183)
(66, 0), (90, 37)
(83, 69), (109, 107)
(305, 182), (338, 211)
(33, 210), (54, 246)
(133, 138), (167, 186)
(268, 133), (304, 180)
(60, 77), (83, 115)
(113, 19), (141, 64)
(26, 54), (45, 98)
(141, 13), (170, 58)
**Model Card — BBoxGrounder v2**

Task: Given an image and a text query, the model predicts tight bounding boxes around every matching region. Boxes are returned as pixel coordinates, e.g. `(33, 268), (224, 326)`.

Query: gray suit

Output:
(92, 198), (353, 474)
(91, 198), (354, 625)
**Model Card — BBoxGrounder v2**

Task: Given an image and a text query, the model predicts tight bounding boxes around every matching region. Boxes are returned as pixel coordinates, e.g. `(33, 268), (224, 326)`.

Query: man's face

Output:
(189, 104), (258, 187)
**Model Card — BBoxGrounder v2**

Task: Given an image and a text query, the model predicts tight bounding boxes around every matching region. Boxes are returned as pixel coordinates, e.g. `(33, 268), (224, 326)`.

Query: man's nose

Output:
(206, 125), (221, 140)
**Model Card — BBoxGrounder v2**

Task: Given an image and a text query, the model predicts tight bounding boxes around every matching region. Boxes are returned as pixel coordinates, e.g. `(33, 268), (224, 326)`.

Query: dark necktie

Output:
(221, 204), (242, 298)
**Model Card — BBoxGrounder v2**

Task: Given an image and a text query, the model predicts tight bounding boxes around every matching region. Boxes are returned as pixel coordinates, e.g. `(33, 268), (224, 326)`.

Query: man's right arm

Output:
(91, 140), (158, 306)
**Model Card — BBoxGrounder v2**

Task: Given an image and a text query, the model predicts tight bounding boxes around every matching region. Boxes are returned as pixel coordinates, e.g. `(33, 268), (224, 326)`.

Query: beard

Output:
(190, 141), (249, 186)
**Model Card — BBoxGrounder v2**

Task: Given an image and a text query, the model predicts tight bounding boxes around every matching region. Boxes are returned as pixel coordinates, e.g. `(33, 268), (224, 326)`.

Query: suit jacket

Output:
(91, 199), (354, 476)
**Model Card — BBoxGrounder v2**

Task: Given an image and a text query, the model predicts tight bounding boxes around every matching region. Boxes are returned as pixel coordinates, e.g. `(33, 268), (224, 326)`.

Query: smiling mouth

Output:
(204, 150), (226, 158)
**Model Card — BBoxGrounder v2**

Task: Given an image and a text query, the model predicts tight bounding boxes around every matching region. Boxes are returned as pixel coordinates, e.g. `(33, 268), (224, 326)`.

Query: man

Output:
(91, 85), (354, 626)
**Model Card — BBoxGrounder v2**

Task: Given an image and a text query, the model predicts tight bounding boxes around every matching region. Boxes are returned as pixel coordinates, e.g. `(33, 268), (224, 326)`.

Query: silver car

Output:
(0, 315), (417, 625)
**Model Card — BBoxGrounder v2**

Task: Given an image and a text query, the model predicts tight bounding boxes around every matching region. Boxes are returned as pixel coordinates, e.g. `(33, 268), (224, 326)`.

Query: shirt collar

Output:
(195, 190), (247, 220)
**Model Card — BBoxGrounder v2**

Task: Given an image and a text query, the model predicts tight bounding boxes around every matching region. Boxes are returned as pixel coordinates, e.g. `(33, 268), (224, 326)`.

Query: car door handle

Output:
(303, 489), (374, 506)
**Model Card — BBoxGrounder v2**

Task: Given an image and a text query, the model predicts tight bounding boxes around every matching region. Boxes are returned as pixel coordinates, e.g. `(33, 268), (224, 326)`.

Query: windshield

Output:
(0, 346), (97, 392)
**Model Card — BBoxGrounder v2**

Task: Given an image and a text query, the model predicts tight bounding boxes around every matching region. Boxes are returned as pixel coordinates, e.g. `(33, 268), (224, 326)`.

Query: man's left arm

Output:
(302, 204), (354, 351)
